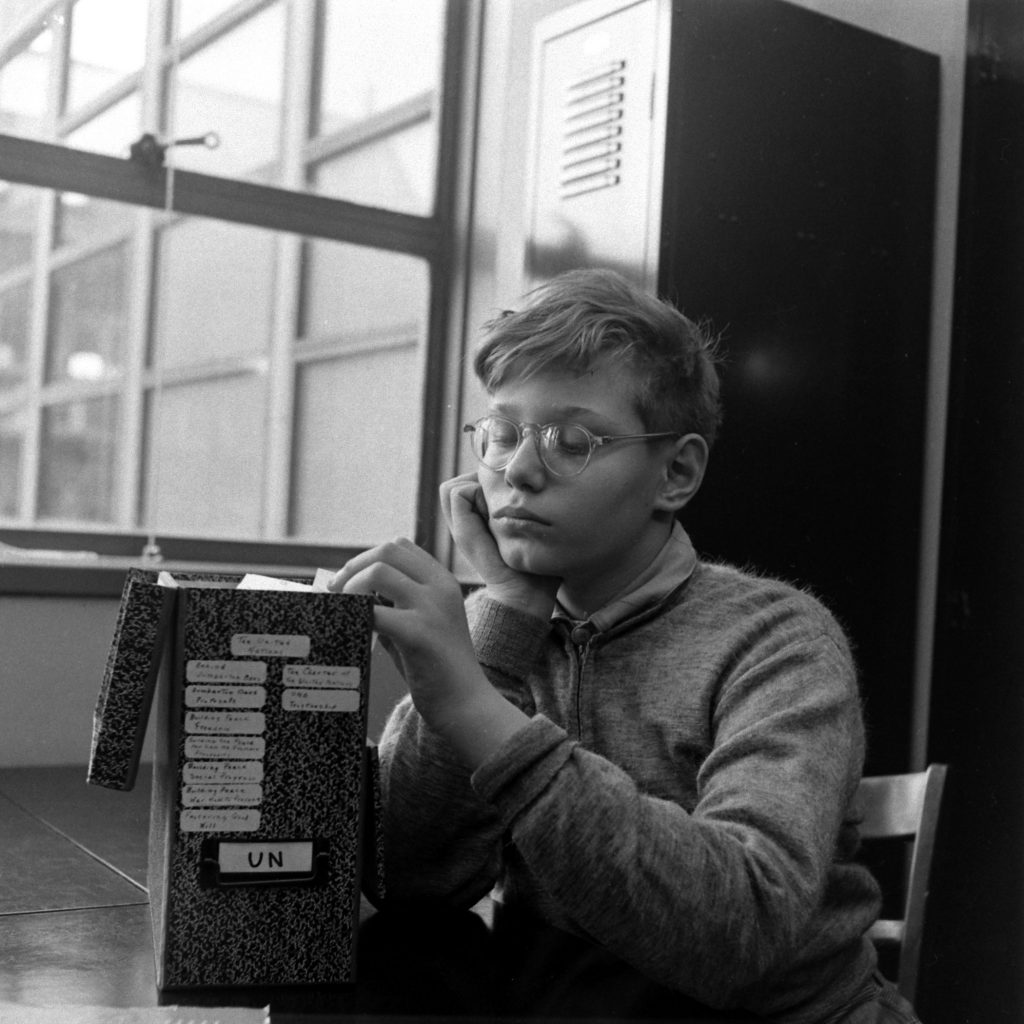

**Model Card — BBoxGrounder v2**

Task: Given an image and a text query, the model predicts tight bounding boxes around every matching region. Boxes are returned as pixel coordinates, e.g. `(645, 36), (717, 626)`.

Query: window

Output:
(0, 0), (464, 576)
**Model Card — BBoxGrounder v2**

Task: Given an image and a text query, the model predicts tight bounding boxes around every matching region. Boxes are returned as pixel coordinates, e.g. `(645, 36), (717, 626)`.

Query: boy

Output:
(331, 269), (920, 1022)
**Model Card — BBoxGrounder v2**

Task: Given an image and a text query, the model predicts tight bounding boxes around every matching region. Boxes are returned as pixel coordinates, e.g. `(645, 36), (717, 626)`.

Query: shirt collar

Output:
(553, 521), (698, 635)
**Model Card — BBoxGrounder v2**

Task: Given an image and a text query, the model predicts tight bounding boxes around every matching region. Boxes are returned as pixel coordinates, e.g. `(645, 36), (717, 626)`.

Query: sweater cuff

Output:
(471, 714), (575, 827)
(468, 594), (551, 682)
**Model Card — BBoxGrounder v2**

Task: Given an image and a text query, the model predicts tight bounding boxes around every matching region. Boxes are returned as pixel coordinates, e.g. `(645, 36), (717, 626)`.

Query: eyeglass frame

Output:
(462, 415), (681, 478)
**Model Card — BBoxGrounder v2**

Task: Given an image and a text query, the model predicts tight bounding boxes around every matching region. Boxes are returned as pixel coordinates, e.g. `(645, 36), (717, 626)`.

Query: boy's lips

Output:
(492, 506), (552, 526)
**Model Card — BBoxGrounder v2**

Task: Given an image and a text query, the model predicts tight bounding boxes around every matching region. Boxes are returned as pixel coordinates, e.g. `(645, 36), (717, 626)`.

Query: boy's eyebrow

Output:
(491, 402), (603, 421)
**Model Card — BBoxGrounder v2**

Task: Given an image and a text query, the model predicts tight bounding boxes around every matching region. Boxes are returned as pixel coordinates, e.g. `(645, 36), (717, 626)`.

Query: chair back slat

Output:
(855, 763), (947, 1006)
(857, 771), (929, 838)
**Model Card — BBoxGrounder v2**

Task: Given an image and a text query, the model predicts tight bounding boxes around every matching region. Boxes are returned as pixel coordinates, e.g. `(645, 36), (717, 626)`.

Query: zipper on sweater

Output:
(568, 625), (595, 740)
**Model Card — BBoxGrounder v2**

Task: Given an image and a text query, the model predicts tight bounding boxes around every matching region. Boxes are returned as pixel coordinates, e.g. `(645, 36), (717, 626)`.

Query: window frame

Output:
(0, 0), (474, 596)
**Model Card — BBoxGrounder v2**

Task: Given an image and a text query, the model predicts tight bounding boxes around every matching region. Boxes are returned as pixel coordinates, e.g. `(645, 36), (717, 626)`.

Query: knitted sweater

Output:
(374, 537), (882, 1022)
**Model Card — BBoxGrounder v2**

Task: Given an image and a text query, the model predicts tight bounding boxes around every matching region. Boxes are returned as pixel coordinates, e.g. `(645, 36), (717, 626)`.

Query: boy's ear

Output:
(654, 434), (708, 513)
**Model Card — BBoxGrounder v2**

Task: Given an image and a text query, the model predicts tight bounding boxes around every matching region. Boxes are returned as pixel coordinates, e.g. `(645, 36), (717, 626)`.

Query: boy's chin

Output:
(497, 539), (561, 578)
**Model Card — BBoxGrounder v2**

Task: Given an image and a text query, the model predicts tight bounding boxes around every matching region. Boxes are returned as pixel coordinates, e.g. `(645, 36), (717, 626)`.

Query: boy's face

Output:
(478, 362), (680, 610)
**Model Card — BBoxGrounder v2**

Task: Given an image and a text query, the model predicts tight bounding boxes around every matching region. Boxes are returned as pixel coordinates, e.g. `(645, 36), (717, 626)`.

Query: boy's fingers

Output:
(328, 538), (433, 593)
(439, 472), (481, 528)
(337, 561), (415, 607)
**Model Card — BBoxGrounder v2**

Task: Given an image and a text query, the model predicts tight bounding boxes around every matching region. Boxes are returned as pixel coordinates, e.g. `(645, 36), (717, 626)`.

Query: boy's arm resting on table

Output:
(469, 629), (871, 1008)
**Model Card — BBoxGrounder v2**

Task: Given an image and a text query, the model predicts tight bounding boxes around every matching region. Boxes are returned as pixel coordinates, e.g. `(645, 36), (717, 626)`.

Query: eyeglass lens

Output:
(471, 417), (592, 476)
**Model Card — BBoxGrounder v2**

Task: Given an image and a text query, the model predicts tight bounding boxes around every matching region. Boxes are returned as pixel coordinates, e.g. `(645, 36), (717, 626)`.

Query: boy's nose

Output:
(503, 428), (547, 489)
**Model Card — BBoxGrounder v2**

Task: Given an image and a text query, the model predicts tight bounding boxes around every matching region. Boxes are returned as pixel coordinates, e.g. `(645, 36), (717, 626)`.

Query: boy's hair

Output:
(474, 268), (722, 447)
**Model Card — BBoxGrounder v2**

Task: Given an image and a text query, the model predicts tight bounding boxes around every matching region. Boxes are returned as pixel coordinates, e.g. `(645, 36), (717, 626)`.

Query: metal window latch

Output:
(129, 131), (220, 167)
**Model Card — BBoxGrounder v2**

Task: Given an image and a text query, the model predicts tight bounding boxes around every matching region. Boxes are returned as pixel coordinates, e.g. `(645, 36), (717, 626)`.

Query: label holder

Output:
(199, 837), (330, 889)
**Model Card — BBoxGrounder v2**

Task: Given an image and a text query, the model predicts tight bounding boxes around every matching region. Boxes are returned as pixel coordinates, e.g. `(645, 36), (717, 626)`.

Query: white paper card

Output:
(282, 664), (361, 689)
(187, 660), (267, 683)
(282, 688), (360, 713)
(182, 784), (263, 807)
(185, 711), (266, 735)
(183, 760), (264, 785)
(181, 808), (261, 833)
(186, 685), (266, 709)
(185, 735), (266, 759)
(231, 634), (311, 658)
(236, 573), (314, 592)
(217, 841), (314, 875)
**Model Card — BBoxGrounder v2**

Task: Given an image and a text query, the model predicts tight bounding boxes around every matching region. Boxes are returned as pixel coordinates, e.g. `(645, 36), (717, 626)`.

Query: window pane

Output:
(38, 395), (119, 522)
(176, 0), (240, 39)
(293, 245), (428, 543)
(0, 2), (48, 39)
(47, 246), (129, 385)
(313, 120), (436, 216)
(0, 182), (38, 274)
(0, 408), (25, 517)
(167, 4), (284, 181)
(303, 242), (427, 341)
(140, 375), (266, 537)
(291, 347), (423, 543)
(0, 281), (31, 392)
(0, 27), (52, 140)
(152, 218), (275, 370)
(66, 0), (147, 112)
(57, 104), (141, 244)
(317, 0), (444, 133)
(64, 91), (141, 157)
(55, 190), (135, 250)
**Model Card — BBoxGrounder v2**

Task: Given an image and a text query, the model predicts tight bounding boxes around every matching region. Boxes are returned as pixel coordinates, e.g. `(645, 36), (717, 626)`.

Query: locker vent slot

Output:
(560, 59), (625, 200)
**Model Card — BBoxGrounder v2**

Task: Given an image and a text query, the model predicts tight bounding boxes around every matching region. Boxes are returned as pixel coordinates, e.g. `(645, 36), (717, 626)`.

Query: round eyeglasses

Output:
(463, 415), (680, 478)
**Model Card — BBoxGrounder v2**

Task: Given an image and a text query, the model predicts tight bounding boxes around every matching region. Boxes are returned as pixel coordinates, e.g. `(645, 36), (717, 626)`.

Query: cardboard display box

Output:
(88, 568), (377, 989)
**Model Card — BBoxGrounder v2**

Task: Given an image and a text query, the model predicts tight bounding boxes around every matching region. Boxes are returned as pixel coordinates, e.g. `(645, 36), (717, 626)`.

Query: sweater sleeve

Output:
(469, 619), (871, 1009)
(371, 593), (549, 909)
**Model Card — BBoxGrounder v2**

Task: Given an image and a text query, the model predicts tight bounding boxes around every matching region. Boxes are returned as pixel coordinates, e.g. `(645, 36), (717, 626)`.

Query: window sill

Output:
(0, 530), (360, 598)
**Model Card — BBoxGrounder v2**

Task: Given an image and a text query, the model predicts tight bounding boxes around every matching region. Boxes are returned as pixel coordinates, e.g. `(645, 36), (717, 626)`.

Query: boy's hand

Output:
(328, 538), (529, 768)
(440, 472), (560, 620)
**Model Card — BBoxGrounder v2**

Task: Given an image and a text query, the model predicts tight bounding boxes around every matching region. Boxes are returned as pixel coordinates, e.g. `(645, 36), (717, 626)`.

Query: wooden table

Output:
(0, 766), (751, 1022)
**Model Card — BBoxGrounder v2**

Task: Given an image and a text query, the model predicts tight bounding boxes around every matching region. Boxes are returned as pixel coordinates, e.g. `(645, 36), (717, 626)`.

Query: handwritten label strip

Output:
(282, 688), (360, 713)
(183, 760), (264, 785)
(182, 783), (263, 808)
(180, 808), (261, 833)
(231, 634), (311, 658)
(185, 711), (266, 735)
(185, 685), (266, 710)
(185, 735), (266, 759)
(282, 664), (361, 689)
(186, 660), (267, 683)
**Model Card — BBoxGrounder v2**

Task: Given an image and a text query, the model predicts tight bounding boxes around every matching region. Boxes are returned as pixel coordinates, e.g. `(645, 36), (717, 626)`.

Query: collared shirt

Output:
(553, 521), (698, 637)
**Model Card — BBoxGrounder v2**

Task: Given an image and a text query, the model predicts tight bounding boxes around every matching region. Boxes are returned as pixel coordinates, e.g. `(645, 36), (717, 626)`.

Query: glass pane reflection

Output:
(167, 4), (284, 181)
(38, 394), (119, 522)
(0, 281), (31, 391)
(0, 27), (52, 140)
(303, 241), (428, 341)
(292, 347), (422, 543)
(293, 244), (428, 542)
(152, 217), (275, 370)
(0, 183), (39, 274)
(64, 91), (140, 158)
(66, 0), (147, 112)
(140, 375), (266, 537)
(317, 0), (444, 133)
(0, 409), (24, 517)
(176, 0), (240, 39)
(314, 120), (436, 216)
(46, 245), (128, 385)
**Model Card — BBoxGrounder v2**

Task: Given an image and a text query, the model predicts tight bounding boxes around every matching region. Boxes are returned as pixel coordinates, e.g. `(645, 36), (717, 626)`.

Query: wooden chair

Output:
(856, 763), (948, 1005)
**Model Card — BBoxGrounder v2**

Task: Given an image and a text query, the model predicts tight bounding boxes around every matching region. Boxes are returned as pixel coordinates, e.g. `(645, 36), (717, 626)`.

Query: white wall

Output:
(0, 594), (122, 766)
